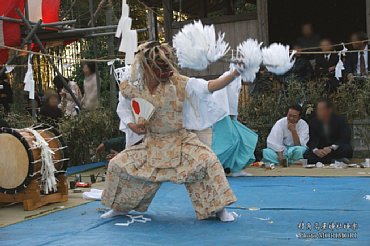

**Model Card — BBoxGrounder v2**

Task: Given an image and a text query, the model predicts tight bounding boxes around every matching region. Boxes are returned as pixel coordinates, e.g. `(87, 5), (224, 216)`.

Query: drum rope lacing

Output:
(24, 128), (58, 194)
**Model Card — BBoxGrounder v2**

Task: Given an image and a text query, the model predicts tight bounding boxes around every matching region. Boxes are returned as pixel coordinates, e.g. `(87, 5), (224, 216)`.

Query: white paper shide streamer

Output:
(235, 39), (263, 82)
(335, 43), (348, 80)
(24, 55), (35, 99)
(173, 21), (229, 71)
(116, 0), (137, 65)
(25, 128), (57, 194)
(262, 43), (296, 75)
(115, 214), (152, 227)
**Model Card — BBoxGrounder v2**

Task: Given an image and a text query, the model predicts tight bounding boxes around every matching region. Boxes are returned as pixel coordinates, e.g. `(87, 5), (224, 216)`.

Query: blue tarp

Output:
(65, 162), (107, 175)
(1, 177), (370, 246)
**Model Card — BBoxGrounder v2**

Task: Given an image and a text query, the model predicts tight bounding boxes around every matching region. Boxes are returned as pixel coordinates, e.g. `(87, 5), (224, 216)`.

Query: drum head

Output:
(0, 133), (30, 191)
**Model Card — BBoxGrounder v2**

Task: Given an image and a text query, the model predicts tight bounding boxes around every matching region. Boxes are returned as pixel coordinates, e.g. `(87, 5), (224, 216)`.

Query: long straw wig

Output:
(130, 41), (179, 85)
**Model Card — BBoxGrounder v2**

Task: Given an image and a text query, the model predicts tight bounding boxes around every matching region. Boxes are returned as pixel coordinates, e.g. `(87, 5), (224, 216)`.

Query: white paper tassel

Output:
(335, 43), (348, 80)
(23, 55), (35, 99)
(25, 128), (57, 194)
(235, 39), (263, 82)
(116, 0), (138, 66)
(173, 21), (229, 70)
(262, 43), (296, 75)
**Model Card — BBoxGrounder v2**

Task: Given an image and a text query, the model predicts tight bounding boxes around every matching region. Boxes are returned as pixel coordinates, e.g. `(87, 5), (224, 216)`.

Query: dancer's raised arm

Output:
(207, 69), (239, 92)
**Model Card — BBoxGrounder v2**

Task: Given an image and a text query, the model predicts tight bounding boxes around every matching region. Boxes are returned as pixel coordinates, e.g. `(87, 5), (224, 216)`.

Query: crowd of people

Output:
(0, 62), (99, 123)
(283, 23), (369, 93)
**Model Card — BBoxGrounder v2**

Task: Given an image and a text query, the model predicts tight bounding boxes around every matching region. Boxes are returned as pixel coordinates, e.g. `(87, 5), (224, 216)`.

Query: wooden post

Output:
(36, 55), (43, 92)
(105, 3), (118, 109)
(367, 0), (370, 37)
(257, 0), (269, 45)
(162, 0), (173, 44)
(200, 0), (208, 18)
(89, 0), (101, 99)
(24, 0), (37, 118)
(147, 10), (157, 41)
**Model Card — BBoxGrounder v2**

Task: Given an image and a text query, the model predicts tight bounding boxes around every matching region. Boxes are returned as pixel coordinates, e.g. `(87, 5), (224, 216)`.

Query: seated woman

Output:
(101, 42), (239, 222)
(53, 76), (82, 117)
(39, 94), (63, 121)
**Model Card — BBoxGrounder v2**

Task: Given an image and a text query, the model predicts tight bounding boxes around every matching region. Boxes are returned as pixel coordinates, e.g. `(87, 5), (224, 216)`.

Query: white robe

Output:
(212, 71), (242, 116)
(267, 117), (309, 152)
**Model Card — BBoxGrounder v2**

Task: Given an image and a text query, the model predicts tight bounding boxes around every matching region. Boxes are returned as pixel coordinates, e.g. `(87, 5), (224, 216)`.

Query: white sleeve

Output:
(267, 120), (286, 152)
(210, 70), (241, 116)
(226, 75), (242, 116)
(117, 93), (144, 148)
(298, 120), (310, 147)
(183, 78), (227, 131)
(186, 77), (210, 96)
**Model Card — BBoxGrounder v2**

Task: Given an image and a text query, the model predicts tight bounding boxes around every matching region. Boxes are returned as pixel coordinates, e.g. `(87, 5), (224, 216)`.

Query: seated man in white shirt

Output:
(262, 104), (309, 166)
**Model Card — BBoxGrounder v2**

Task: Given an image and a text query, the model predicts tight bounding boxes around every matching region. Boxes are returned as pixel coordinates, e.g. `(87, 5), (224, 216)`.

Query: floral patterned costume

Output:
(101, 75), (237, 220)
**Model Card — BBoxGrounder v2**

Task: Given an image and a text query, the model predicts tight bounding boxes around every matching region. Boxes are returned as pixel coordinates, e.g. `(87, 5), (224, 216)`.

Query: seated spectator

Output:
(297, 22), (321, 49)
(262, 104), (309, 165)
(0, 73), (13, 116)
(345, 31), (369, 77)
(96, 136), (126, 161)
(284, 44), (313, 81)
(315, 38), (340, 93)
(304, 99), (353, 164)
(39, 94), (63, 121)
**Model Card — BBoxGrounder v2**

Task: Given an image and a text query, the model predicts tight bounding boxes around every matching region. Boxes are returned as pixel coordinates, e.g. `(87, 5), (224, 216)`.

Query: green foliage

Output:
(58, 108), (121, 165)
(3, 112), (37, 129)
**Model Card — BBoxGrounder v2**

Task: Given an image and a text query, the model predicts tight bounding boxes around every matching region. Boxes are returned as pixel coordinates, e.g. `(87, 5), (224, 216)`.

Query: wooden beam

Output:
(162, 0), (173, 44)
(172, 13), (257, 28)
(257, 0), (269, 44)
(0, 16), (76, 27)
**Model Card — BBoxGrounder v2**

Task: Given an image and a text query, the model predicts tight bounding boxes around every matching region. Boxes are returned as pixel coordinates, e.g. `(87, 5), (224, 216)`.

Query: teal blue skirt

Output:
(212, 116), (258, 173)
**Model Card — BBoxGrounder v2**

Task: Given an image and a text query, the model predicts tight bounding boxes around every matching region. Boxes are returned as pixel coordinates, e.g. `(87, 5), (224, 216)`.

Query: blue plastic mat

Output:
(65, 162), (107, 175)
(1, 177), (370, 246)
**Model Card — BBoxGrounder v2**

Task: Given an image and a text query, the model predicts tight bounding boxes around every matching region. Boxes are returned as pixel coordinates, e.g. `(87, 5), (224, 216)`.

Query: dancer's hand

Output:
(128, 123), (147, 135)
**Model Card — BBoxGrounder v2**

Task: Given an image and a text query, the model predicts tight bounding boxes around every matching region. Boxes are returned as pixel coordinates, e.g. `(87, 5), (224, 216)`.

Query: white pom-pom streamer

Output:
(235, 39), (263, 82)
(173, 21), (229, 70)
(262, 43), (296, 75)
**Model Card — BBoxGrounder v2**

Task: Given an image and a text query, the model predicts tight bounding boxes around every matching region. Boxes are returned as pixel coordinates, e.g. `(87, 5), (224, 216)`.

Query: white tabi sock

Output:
(216, 208), (238, 222)
(100, 209), (127, 219)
